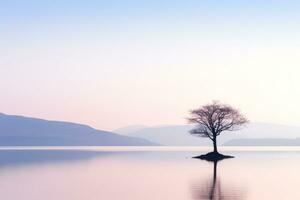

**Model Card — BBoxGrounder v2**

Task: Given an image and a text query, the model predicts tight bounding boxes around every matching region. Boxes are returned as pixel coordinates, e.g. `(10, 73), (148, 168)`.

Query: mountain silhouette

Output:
(0, 113), (156, 146)
(115, 123), (300, 146)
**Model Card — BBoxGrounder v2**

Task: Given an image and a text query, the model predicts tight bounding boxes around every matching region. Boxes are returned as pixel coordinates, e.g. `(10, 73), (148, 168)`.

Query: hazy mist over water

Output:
(0, 147), (299, 200)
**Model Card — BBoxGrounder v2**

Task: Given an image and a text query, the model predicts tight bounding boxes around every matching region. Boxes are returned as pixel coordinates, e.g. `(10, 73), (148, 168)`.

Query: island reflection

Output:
(191, 159), (246, 200)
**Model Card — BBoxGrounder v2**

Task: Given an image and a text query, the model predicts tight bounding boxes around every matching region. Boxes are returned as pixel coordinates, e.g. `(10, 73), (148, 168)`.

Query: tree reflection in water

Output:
(191, 159), (246, 200)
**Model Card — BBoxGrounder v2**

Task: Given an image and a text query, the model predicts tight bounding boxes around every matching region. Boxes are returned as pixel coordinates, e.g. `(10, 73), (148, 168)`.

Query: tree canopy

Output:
(188, 101), (248, 153)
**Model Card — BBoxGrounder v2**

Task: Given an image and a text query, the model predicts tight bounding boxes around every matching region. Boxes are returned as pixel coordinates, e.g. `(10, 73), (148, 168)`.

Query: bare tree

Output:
(188, 101), (248, 153)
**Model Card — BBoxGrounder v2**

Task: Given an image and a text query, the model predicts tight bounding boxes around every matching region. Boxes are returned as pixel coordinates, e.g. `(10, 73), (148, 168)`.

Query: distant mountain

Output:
(116, 125), (228, 146)
(224, 138), (300, 146)
(0, 113), (157, 146)
(113, 125), (149, 135)
(116, 123), (300, 146)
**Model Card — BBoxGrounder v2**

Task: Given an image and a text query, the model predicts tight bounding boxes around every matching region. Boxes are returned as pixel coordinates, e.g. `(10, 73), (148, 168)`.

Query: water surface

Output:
(0, 146), (299, 200)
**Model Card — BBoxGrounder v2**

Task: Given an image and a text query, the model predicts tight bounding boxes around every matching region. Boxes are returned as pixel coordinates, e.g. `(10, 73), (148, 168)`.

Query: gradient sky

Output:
(1, 0), (300, 130)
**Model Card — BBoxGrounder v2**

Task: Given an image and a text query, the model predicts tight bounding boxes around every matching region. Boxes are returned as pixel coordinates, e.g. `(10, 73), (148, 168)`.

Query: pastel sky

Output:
(1, 0), (300, 130)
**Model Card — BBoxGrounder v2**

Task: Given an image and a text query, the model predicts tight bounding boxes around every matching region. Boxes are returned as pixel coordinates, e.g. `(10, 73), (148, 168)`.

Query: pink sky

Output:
(1, 1), (300, 130)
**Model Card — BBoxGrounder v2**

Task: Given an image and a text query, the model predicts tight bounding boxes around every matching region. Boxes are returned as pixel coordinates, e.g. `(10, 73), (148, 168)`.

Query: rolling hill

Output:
(0, 113), (156, 146)
(114, 123), (300, 146)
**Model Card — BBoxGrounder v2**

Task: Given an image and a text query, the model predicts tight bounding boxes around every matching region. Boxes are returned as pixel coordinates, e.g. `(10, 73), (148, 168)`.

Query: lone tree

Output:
(188, 101), (248, 159)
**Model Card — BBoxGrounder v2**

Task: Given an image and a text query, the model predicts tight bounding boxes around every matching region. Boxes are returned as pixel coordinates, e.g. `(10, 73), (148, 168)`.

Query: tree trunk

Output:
(213, 138), (218, 153)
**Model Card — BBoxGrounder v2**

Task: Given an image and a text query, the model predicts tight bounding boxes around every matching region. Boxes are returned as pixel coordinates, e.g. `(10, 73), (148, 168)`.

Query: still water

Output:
(0, 146), (299, 200)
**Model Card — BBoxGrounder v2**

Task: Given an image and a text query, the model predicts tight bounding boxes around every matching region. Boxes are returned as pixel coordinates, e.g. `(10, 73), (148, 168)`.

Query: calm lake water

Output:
(0, 146), (299, 200)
